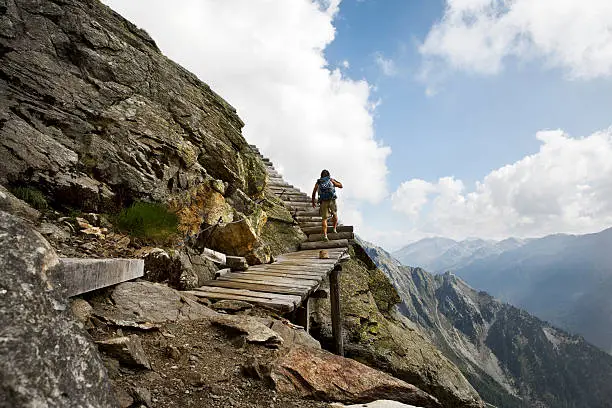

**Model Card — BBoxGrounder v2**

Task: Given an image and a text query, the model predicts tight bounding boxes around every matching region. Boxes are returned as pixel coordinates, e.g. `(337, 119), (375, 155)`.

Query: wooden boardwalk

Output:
(188, 146), (354, 315)
(185, 248), (348, 313)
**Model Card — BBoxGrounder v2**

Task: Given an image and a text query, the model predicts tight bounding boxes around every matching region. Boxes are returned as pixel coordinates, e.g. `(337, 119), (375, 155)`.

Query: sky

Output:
(102, 0), (612, 251)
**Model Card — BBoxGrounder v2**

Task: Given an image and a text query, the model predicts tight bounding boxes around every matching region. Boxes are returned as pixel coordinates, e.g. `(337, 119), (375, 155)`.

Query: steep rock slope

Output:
(311, 244), (485, 408)
(364, 241), (612, 408)
(0, 0), (300, 262)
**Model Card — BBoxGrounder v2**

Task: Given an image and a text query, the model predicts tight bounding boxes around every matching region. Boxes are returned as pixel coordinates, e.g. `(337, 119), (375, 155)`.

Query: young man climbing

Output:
(311, 169), (343, 241)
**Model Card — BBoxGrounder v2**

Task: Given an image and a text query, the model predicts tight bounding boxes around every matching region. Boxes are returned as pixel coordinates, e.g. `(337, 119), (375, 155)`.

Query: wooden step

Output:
(300, 239), (349, 250)
(307, 232), (354, 242)
(295, 209), (320, 217)
(270, 187), (303, 194)
(296, 216), (323, 223)
(299, 222), (323, 228)
(301, 225), (353, 235)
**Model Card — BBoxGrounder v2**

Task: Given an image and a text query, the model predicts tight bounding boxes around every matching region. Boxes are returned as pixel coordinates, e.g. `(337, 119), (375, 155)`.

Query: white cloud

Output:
(391, 128), (612, 239)
(102, 0), (390, 204)
(421, 0), (612, 79)
(375, 52), (398, 76)
(341, 60), (350, 69)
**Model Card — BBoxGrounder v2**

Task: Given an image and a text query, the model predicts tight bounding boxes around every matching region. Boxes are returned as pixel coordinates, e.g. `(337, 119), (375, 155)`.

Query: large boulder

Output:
(271, 345), (441, 408)
(0, 211), (116, 407)
(91, 281), (216, 324)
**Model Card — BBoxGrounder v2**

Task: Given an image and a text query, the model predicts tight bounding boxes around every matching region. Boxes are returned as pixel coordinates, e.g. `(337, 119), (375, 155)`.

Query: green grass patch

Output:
(116, 201), (179, 242)
(10, 186), (48, 210)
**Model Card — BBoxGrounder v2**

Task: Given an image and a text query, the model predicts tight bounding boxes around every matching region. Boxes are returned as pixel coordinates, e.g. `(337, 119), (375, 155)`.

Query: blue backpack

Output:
(317, 176), (336, 202)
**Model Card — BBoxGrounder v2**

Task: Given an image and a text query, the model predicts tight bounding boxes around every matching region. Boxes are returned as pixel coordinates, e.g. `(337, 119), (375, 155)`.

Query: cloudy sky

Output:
(103, 0), (612, 250)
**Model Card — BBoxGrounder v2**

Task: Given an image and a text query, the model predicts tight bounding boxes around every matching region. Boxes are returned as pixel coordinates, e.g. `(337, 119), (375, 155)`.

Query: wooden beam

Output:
(203, 280), (307, 297)
(307, 232), (354, 242)
(301, 225), (353, 235)
(300, 239), (349, 251)
(330, 265), (344, 356)
(55, 258), (144, 297)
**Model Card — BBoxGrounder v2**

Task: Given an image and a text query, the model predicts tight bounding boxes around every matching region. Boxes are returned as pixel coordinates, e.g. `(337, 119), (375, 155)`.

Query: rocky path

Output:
(189, 147), (354, 312)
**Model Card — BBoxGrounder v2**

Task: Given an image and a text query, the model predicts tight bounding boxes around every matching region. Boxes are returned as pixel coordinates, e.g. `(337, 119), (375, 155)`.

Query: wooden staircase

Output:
(251, 145), (355, 249)
(186, 146), (353, 355)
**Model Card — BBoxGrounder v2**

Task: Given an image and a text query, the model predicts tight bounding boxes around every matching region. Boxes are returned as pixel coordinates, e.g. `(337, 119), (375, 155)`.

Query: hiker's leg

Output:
(331, 200), (338, 233)
(322, 218), (328, 236)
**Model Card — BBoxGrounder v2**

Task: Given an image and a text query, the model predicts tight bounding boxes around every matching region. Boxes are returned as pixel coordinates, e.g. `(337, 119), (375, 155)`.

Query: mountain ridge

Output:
(362, 237), (612, 408)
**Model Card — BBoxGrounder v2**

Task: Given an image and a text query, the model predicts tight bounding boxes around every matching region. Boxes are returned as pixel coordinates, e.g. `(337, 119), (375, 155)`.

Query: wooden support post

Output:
(329, 264), (344, 356)
(295, 297), (310, 332)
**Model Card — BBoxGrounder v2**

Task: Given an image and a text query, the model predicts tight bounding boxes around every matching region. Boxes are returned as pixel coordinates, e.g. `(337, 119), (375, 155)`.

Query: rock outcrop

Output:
(311, 244), (485, 408)
(364, 239), (612, 408)
(271, 345), (441, 408)
(0, 0), (300, 262)
(0, 211), (116, 408)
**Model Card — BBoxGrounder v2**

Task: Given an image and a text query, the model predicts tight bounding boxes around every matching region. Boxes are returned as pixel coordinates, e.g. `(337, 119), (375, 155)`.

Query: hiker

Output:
(311, 169), (343, 241)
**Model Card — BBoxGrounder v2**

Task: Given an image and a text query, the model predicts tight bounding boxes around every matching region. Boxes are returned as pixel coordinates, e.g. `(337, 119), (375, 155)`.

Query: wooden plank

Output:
(299, 222), (322, 228)
(308, 232), (355, 242)
(240, 270), (324, 281)
(302, 225), (353, 235)
(295, 209), (320, 217)
(188, 286), (301, 304)
(186, 290), (295, 313)
(203, 280), (308, 297)
(252, 264), (332, 273)
(56, 258), (144, 297)
(247, 265), (330, 274)
(216, 276), (315, 289)
(300, 239), (349, 250)
(269, 260), (339, 268)
(296, 216), (323, 223)
(219, 273), (319, 286)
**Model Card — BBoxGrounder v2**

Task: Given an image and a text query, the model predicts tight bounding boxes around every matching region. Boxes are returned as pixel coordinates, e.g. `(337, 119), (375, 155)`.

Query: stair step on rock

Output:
(299, 222), (324, 228)
(307, 232), (354, 242)
(296, 216), (323, 223)
(295, 209), (320, 217)
(300, 239), (349, 250)
(301, 225), (353, 235)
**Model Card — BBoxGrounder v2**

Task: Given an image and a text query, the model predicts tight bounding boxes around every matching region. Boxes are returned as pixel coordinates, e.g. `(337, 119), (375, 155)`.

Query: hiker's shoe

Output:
(332, 227), (338, 234)
(323, 235), (329, 242)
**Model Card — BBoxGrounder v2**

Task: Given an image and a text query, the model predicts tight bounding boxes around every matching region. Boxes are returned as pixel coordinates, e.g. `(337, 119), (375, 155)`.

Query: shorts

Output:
(319, 199), (337, 219)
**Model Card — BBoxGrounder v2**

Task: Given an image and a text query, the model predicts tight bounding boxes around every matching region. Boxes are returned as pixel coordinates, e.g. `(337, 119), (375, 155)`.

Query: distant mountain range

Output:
(392, 228), (612, 355)
(361, 239), (612, 408)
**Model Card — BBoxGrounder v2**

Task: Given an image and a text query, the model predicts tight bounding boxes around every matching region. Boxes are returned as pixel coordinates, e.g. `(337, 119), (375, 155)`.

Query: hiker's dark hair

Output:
(320, 169), (330, 178)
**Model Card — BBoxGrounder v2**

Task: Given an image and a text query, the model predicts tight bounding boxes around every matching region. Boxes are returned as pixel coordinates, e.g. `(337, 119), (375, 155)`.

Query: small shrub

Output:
(116, 201), (179, 242)
(11, 186), (48, 210)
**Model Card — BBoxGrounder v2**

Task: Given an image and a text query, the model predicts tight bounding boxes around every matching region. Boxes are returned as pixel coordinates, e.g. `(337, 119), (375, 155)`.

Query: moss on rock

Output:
(311, 244), (485, 408)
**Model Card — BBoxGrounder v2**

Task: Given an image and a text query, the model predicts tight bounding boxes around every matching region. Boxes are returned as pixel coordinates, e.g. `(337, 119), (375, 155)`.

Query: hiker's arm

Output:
(311, 183), (318, 208)
(331, 179), (343, 188)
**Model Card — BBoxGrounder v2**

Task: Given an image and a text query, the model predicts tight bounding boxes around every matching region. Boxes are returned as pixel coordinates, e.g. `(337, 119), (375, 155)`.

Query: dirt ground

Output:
(89, 314), (331, 408)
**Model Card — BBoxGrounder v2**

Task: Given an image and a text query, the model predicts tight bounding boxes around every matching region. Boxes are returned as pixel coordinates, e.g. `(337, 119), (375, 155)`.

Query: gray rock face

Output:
(93, 281), (216, 323)
(0, 0), (265, 211)
(0, 211), (116, 408)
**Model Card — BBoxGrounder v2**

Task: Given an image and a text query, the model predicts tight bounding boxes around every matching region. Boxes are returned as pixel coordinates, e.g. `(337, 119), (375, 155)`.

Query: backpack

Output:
(317, 176), (336, 202)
